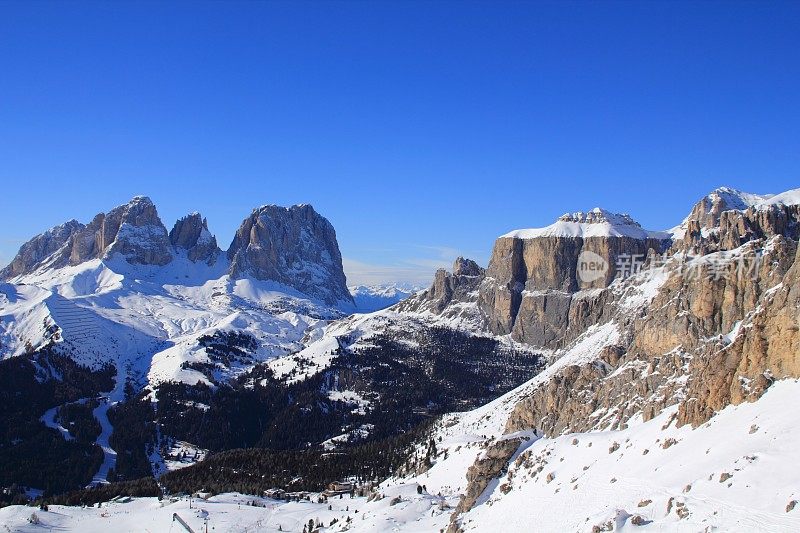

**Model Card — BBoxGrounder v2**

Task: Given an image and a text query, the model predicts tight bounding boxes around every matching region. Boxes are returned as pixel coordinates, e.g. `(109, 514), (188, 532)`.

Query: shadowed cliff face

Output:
(0, 220), (84, 279)
(169, 213), (220, 265)
(1, 196), (176, 277)
(227, 204), (353, 307)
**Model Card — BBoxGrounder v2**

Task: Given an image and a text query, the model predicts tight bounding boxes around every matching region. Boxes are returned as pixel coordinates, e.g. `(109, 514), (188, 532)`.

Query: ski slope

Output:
(3, 379), (800, 531)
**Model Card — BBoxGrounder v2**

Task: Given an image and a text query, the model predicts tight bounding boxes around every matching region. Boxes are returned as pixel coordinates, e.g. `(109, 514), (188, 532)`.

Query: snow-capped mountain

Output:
(348, 283), (421, 313)
(0, 196), (353, 378)
(670, 186), (800, 239)
(501, 207), (670, 240)
(2, 187), (800, 533)
(0, 197), (363, 495)
(146, 185), (798, 532)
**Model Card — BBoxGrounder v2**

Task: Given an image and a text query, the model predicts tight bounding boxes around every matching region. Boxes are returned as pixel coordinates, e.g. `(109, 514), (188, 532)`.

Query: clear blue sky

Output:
(1, 1), (798, 285)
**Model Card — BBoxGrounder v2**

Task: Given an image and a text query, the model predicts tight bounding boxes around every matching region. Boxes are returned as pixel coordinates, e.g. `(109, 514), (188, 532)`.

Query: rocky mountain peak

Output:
(673, 187), (800, 255)
(397, 257), (485, 321)
(557, 207), (638, 227)
(452, 256), (482, 277)
(480, 208), (670, 343)
(169, 212), (220, 264)
(0, 219), (84, 279)
(1, 196), (176, 277)
(682, 187), (766, 231)
(71, 195), (174, 267)
(227, 203), (353, 307)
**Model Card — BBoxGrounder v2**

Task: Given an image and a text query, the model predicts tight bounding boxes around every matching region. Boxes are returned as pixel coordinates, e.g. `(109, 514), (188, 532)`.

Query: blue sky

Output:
(1, 1), (798, 285)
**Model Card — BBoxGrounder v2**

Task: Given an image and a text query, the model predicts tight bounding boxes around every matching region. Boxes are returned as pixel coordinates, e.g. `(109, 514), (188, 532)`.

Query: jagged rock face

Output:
(396, 257), (485, 321)
(447, 436), (525, 533)
(502, 232), (799, 438)
(227, 204), (352, 306)
(55, 196), (174, 267)
(676, 202), (800, 255)
(683, 187), (760, 230)
(478, 210), (669, 345)
(3, 197), (175, 276)
(0, 220), (84, 279)
(452, 256), (482, 277)
(453, 225), (800, 520)
(169, 213), (220, 264)
(676, 238), (800, 427)
(477, 191), (800, 440)
(435, 190), (800, 522)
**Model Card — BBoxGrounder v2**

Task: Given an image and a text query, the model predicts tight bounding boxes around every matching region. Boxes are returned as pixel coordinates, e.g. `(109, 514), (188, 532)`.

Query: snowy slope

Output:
(403, 379), (800, 532)
(0, 254), (341, 385)
(0, 252), (347, 486)
(4, 379), (799, 532)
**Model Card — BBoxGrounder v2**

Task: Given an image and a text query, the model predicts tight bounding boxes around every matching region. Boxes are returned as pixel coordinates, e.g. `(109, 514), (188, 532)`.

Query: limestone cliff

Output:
(227, 204), (353, 307)
(2, 196), (176, 276)
(169, 212), (221, 264)
(0, 220), (84, 279)
(478, 208), (670, 346)
(397, 257), (484, 321)
(449, 188), (800, 523)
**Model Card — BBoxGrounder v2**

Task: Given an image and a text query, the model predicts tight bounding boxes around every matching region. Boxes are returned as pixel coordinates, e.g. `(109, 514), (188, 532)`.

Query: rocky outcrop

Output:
(478, 209), (669, 346)
(500, 231), (795, 435)
(398, 257), (484, 317)
(676, 237), (800, 426)
(676, 201), (800, 255)
(3, 198), (355, 309)
(4, 196), (175, 275)
(448, 436), (525, 533)
(169, 213), (220, 264)
(453, 188), (800, 519)
(0, 220), (84, 279)
(681, 187), (762, 231)
(227, 204), (352, 306)
(503, 232), (799, 437)
(58, 196), (174, 267)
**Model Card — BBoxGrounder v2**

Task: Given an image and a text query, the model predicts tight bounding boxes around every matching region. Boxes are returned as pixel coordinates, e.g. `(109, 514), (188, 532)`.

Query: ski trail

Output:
(90, 395), (118, 484)
(89, 333), (135, 485)
(40, 405), (75, 441)
(40, 397), (91, 442)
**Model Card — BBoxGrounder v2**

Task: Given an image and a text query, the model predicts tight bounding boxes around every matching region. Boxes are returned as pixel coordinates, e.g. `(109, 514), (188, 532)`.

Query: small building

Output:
(263, 488), (286, 500)
(321, 481), (356, 498)
(328, 482), (354, 492)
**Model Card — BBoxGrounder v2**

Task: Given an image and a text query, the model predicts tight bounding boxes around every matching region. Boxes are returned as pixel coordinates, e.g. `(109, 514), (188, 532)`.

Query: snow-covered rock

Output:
(0, 198), (354, 385)
(502, 207), (669, 240)
(671, 186), (800, 239)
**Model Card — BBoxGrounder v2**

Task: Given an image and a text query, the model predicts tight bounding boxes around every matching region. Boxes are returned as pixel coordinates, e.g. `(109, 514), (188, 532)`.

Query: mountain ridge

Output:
(1, 185), (799, 532)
